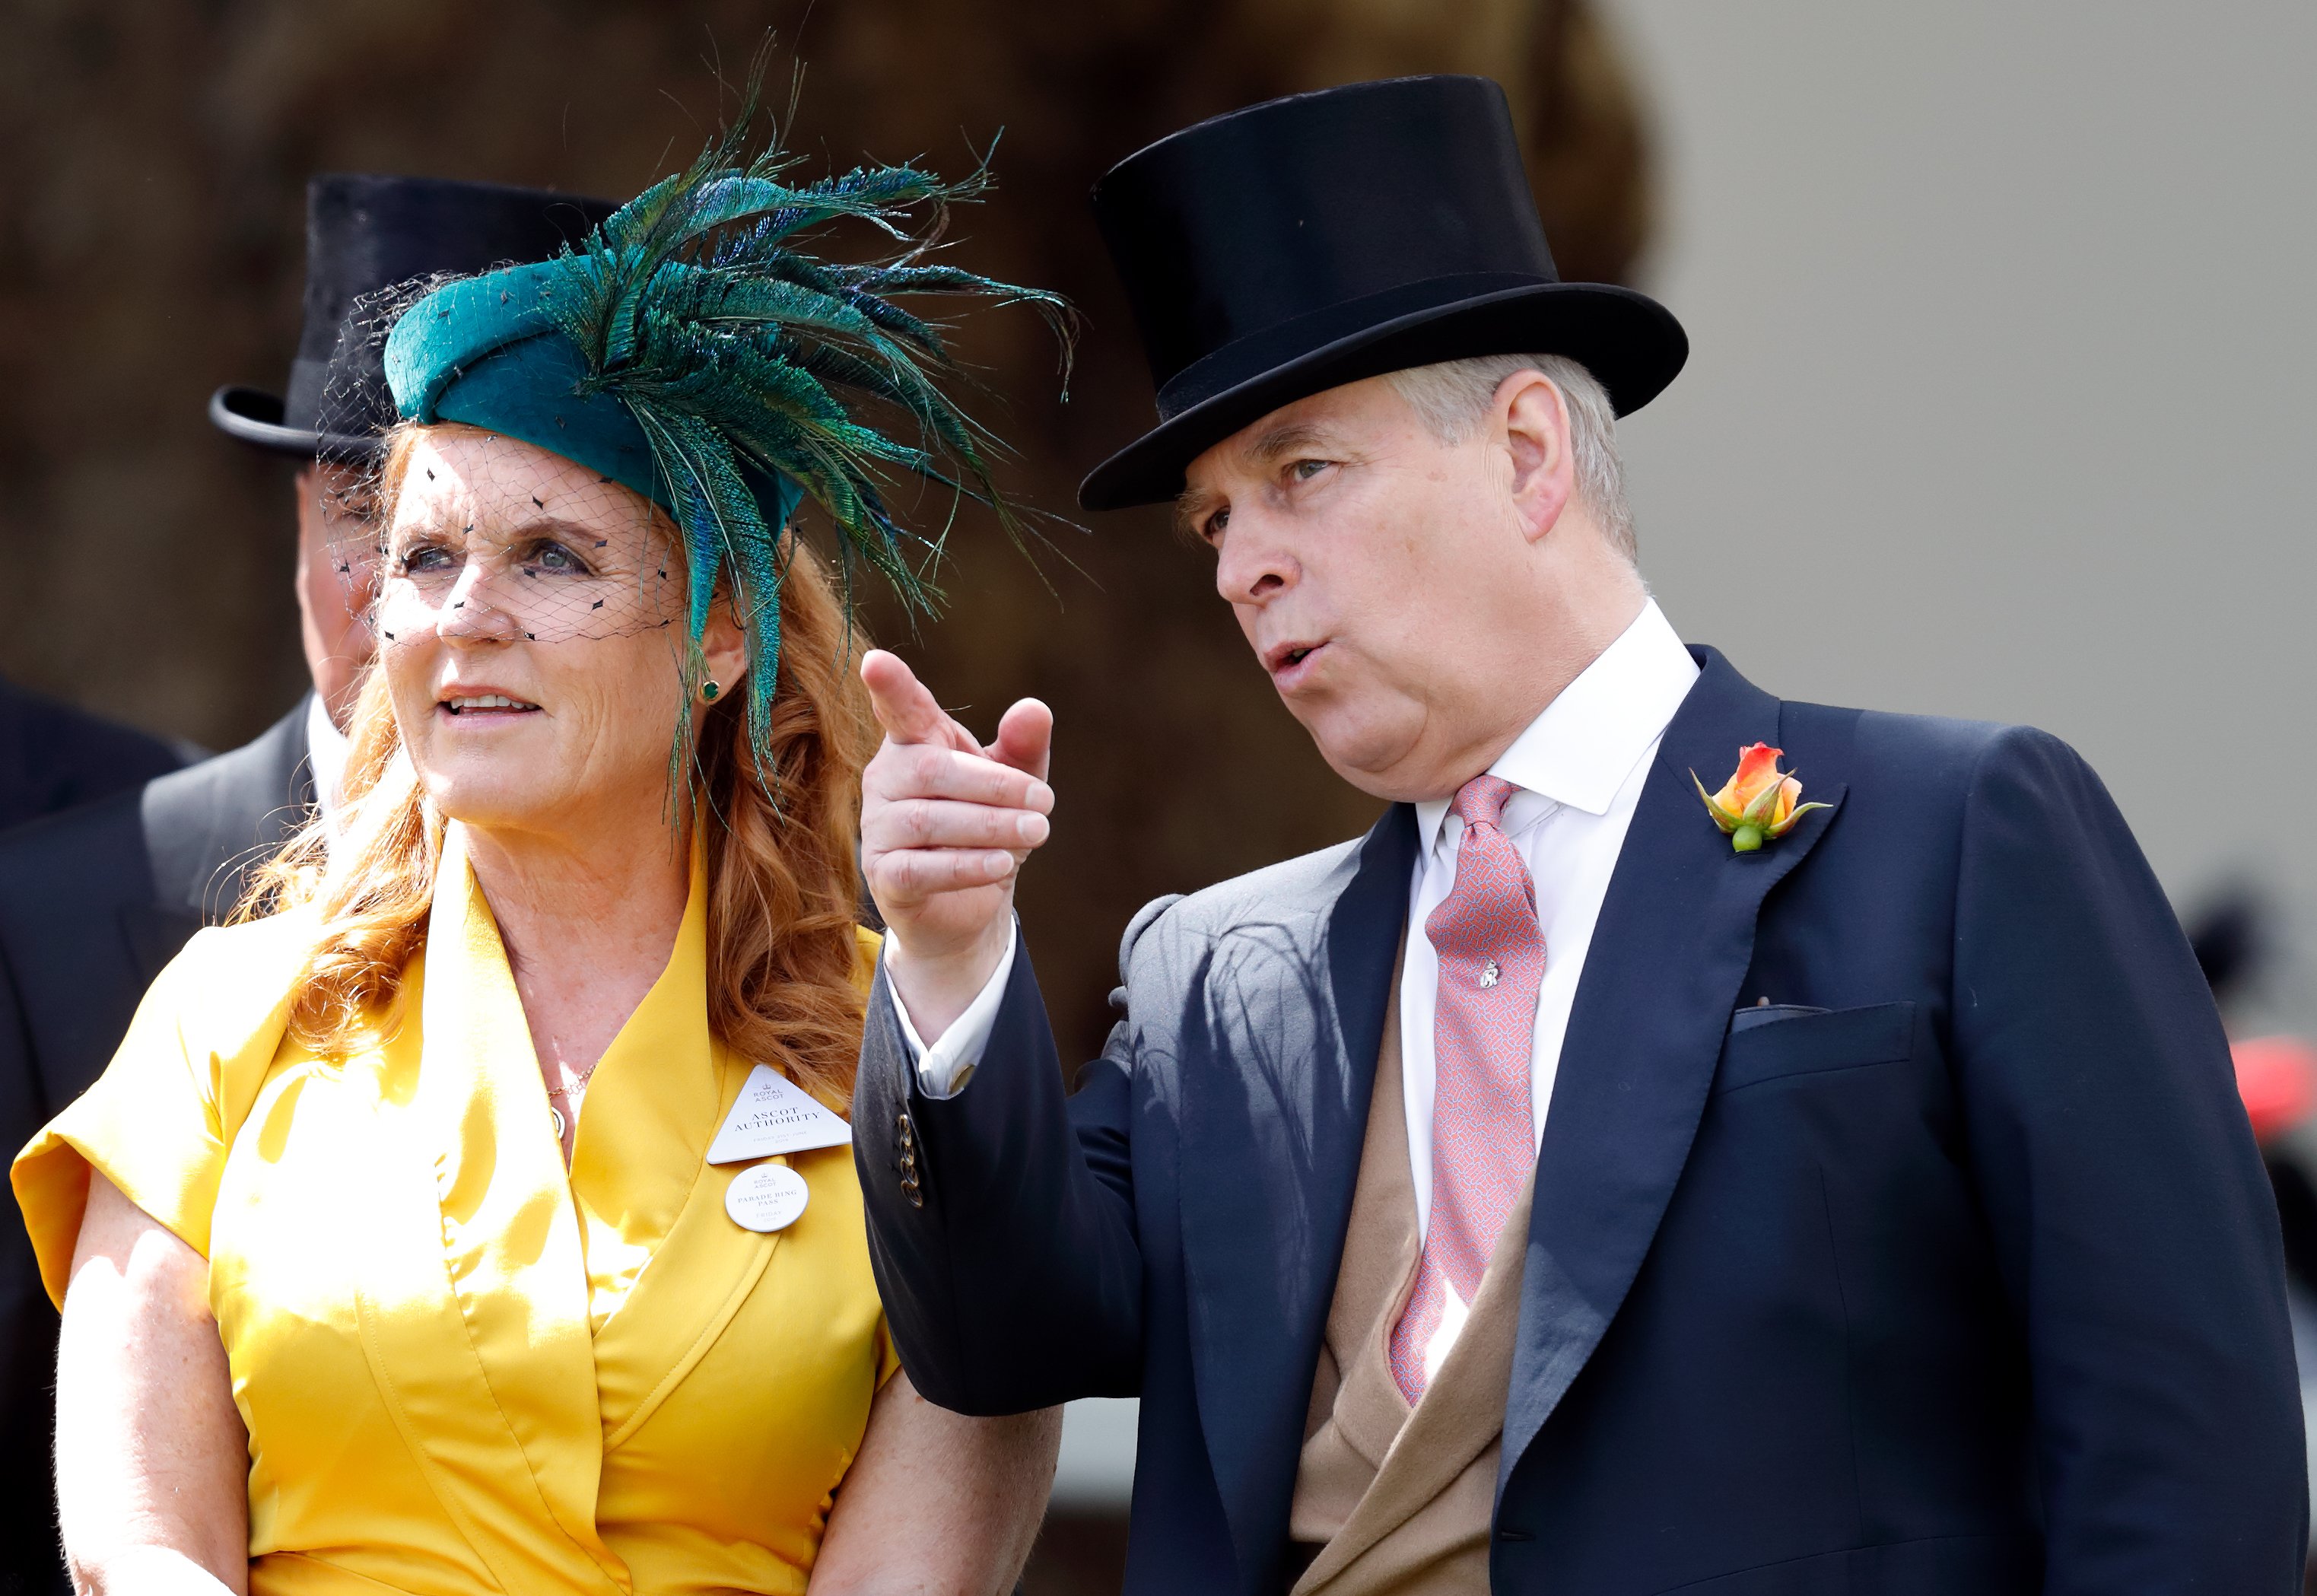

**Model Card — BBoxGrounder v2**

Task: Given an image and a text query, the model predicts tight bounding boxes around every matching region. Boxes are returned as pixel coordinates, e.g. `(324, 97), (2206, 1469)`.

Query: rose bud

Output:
(1692, 742), (1830, 854)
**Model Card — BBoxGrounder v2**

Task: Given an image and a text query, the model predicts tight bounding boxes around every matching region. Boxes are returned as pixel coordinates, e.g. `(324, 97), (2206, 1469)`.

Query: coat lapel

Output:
(1181, 804), (1416, 1585)
(139, 698), (313, 922)
(1499, 647), (1842, 1486)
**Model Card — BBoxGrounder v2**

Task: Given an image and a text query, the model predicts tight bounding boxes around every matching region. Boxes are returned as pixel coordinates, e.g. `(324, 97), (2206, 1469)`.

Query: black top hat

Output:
(210, 174), (616, 463)
(1080, 75), (1688, 510)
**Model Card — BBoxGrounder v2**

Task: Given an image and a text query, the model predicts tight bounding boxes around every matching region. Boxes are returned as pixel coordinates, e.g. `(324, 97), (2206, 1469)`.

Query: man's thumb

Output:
(989, 698), (1054, 783)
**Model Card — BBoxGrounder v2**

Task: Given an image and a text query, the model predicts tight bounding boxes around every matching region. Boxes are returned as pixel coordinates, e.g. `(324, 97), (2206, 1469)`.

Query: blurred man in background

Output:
(0, 683), (191, 835)
(2189, 889), (2317, 1579)
(0, 173), (611, 1594)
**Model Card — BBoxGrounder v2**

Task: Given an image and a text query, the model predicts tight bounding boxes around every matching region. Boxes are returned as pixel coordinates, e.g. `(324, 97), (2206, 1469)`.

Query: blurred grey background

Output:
(1616, 0), (2317, 1035)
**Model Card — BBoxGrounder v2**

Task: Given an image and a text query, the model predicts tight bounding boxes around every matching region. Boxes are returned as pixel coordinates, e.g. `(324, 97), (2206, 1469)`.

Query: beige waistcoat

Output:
(1286, 979), (1535, 1596)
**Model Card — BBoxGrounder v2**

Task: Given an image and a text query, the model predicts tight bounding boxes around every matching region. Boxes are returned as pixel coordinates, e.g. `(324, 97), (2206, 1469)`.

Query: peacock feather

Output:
(516, 94), (1069, 787)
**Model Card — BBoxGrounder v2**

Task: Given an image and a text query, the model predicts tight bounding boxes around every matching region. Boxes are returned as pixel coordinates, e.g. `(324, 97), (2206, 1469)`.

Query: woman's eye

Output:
(1292, 459), (1330, 482)
(399, 544), (453, 575)
(1204, 507), (1230, 544)
(526, 541), (590, 576)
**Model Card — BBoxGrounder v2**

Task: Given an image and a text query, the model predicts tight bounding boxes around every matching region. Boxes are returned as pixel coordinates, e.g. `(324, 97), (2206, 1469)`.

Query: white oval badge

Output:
(726, 1163), (810, 1233)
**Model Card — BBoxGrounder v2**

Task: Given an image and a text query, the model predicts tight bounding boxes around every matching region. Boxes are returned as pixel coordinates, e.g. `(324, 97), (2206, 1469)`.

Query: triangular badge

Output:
(707, 1063), (853, 1164)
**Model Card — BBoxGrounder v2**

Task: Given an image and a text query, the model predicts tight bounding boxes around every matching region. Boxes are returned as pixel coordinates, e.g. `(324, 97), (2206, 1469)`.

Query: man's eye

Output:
(1292, 459), (1330, 482)
(1204, 507), (1230, 544)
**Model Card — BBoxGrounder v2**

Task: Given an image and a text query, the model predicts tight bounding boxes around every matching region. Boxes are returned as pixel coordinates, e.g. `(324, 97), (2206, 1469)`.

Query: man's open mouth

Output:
(1266, 639), (1327, 675)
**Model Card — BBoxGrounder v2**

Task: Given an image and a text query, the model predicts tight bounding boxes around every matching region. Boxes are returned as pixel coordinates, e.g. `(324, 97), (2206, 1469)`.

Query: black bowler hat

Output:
(210, 173), (616, 463)
(1080, 75), (1688, 510)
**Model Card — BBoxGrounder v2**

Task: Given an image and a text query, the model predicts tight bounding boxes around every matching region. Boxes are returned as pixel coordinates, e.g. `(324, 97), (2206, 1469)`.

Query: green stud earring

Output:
(702, 680), (720, 702)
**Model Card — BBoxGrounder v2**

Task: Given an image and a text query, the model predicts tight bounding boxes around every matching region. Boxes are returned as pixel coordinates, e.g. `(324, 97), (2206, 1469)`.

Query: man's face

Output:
(294, 463), (381, 728)
(1180, 374), (1575, 802)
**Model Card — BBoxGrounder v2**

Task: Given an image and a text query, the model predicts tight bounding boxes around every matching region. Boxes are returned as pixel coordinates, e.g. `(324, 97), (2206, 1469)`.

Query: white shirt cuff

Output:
(887, 919), (1019, 1100)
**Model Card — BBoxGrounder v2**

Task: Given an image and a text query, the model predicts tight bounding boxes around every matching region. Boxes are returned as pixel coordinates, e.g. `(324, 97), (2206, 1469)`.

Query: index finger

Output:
(860, 650), (977, 753)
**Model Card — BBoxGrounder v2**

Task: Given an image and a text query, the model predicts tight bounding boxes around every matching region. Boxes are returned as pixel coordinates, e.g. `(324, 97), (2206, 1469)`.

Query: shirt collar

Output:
(304, 691), (350, 821)
(1413, 599), (1699, 857)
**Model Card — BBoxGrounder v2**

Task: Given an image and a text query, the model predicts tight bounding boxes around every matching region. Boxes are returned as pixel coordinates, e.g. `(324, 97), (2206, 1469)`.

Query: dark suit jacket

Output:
(0, 677), (189, 834)
(0, 699), (311, 1596)
(854, 650), (2307, 1595)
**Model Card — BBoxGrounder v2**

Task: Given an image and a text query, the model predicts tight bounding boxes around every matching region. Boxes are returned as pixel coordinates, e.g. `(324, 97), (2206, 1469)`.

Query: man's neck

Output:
(1442, 586), (1652, 798)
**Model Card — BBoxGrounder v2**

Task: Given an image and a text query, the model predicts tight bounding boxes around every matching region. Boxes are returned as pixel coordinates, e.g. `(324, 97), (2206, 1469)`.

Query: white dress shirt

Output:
(893, 602), (1700, 1369)
(304, 691), (350, 822)
(892, 918), (1019, 1096)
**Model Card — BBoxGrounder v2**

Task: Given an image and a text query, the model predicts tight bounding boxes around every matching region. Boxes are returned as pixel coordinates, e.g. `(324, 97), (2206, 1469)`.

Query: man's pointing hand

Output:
(859, 649), (1054, 1044)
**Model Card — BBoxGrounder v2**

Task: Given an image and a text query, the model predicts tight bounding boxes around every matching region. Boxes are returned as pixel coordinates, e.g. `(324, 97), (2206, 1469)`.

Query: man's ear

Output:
(1499, 370), (1575, 545)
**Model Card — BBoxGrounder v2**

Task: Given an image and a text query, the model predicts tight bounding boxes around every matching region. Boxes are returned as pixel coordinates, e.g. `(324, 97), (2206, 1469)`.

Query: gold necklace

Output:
(546, 1059), (602, 1140)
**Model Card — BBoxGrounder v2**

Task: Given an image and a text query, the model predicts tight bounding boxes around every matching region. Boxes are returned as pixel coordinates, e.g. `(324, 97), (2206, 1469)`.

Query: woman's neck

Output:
(453, 814), (693, 1081)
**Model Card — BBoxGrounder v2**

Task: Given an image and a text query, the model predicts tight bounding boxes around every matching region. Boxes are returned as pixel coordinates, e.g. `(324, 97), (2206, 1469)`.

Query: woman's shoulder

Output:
(10, 905), (329, 1300)
(145, 905), (326, 1062)
(851, 925), (882, 997)
(164, 902), (323, 991)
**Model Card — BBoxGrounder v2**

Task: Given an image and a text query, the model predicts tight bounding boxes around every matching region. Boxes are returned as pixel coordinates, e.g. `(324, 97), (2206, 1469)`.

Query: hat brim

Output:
(1077, 281), (1687, 511)
(208, 385), (381, 465)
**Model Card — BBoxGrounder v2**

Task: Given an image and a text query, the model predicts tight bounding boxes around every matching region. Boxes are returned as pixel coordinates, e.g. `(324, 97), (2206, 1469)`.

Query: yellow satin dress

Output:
(13, 833), (895, 1594)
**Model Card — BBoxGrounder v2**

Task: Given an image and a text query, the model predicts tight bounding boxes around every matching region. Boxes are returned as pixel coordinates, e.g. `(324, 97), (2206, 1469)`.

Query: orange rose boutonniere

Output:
(1692, 742), (1829, 854)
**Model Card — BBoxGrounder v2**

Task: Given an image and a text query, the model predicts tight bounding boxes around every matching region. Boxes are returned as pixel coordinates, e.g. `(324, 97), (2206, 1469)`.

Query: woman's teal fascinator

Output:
(381, 110), (1064, 781)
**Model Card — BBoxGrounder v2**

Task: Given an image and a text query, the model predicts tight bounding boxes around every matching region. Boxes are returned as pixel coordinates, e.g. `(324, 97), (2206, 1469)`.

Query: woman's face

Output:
(377, 426), (747, 841)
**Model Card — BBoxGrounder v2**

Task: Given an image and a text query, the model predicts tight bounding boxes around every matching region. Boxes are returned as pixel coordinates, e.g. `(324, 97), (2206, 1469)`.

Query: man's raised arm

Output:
(852, 651), (1145, 1415)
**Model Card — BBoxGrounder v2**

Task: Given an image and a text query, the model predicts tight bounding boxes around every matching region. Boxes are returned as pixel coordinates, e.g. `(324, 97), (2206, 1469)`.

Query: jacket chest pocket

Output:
(1714, 1000), (1916, 1096)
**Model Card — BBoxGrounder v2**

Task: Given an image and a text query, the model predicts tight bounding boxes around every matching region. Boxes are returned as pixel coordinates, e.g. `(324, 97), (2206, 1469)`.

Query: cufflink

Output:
(897, 1109), (923, 1208)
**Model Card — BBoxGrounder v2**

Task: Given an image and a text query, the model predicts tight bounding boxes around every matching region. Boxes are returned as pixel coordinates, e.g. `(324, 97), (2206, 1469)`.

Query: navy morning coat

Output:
(853, 649), (2308, 1594)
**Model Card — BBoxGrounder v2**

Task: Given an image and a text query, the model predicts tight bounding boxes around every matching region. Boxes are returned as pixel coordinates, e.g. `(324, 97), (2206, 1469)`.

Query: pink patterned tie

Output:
(1390, 774), (1543, 1404)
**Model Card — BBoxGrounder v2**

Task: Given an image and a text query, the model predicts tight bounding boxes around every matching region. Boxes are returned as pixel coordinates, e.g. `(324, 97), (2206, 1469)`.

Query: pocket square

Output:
(1716, 1001), (1918, 1096)
(1727, 1003), (1829, 1035)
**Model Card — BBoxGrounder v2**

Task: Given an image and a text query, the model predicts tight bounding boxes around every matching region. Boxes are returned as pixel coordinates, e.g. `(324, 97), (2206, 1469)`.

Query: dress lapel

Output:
(577, 844), (789, 1447)
(1498, 647), (1842, 1486)
(577, 841), (866, 1452)
(404, 831), (623, 1587)
(566, 841), (720, 1337)
(1181, 804), (1416, 1584)
(591, 1125), (784, 1452)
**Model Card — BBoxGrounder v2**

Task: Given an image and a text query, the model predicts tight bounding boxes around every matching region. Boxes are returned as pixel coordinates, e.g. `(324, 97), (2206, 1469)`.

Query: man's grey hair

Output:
(1384, 353), (1635, 558)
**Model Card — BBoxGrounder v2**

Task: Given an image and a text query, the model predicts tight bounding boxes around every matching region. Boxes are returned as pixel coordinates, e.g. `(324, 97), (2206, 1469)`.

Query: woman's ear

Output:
(699, 589), (753, 700)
